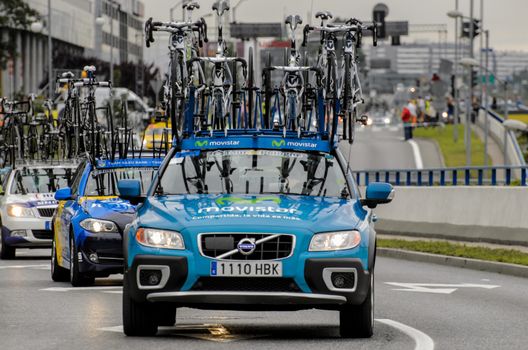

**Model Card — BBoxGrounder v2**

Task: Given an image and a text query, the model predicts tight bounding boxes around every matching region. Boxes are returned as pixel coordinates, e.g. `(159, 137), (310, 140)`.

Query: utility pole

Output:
(47, 0), (53, 99)
(465, 0), (475, 166)
(110, 5), (114, 84)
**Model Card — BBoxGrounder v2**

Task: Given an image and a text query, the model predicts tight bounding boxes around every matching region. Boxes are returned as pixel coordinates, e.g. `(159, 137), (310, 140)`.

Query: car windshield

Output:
(10, 167), (75, 194)
(85, 167), (157, 196)
(159, 149), (349, 197)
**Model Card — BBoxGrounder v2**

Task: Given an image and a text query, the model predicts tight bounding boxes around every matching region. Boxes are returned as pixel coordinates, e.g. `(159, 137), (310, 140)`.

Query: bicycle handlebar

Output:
(302, 20), (378, 47)
(145, 17), (207, 48)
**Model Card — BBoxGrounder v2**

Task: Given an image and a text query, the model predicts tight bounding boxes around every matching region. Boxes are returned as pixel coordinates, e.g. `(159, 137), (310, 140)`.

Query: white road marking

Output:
(41, 286), (122, 292)
(385, 282), (500, 294)
(406, 139), (424, 169)
(0, 264), (49, 270)
(377, 319), (435, 350)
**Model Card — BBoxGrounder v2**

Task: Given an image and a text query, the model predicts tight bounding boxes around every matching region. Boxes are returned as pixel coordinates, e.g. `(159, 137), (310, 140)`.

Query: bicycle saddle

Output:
(61, 72), (75, 79)
(315, 11), (333, 20)
(185, 2), (200, 11)
(212, 1), (230, 16)
(285, 15), (303, 27)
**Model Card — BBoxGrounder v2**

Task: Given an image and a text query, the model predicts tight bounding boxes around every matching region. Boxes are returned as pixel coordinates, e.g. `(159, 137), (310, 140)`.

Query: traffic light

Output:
(461, 19), (480, 38)
(471, 69), (479, 87)
(373, 10), (386, 39)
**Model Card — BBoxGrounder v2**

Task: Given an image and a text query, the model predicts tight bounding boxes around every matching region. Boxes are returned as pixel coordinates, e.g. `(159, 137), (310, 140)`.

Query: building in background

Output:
(0, 0), (144, 98)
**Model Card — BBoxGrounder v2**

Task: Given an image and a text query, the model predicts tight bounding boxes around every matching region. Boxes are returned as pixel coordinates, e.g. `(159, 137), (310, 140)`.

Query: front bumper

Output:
(125, 255), (370, 310)
(77, 232), (124, 277)
(1, 217), (53, 248)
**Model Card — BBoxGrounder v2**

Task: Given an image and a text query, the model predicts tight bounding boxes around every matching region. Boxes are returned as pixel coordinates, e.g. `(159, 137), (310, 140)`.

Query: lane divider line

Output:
(377, 318), (434, 350)
(407, 139), (424, 169)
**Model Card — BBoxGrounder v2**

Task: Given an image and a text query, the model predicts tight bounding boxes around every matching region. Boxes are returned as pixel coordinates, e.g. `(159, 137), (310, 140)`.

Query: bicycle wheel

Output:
(344, 53), (355, 143)
(247, 47), (254, 129)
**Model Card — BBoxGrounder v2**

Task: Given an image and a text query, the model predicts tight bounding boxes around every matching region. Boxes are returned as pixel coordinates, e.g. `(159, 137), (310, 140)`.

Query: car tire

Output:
(339, 272), (374, 338)
(51, 235), (69, 282)
(123, 277), (158, 336)
(69, 235), (94, 287)
(0, 226), (16, 260)
(157, 304), (177, 327)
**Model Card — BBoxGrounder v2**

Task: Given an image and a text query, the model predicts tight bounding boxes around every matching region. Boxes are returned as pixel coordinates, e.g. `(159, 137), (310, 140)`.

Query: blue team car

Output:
(51, 158), (161, 286)
(118, 137), (394, 338)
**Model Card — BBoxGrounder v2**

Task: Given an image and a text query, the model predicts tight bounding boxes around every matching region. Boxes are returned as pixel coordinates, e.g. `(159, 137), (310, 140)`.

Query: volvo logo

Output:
(237, 238), (256, 255)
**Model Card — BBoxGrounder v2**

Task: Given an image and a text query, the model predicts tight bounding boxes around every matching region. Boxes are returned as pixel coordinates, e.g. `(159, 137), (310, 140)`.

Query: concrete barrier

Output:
(374, 186), (528, 246)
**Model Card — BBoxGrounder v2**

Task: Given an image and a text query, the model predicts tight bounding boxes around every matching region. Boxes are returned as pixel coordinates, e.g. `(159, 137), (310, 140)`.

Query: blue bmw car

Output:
(51, 158), (161, 286)
(118, 137), (394, 338)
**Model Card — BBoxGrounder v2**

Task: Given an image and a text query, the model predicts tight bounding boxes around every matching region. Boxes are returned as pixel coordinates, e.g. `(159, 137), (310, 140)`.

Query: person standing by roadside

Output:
(402, 100), (416, 140)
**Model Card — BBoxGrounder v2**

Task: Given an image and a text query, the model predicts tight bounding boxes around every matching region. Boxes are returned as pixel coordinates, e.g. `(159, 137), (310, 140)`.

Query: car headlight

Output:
(80, 218), (118, 233)
(384, 117), (391, 124)
(309, 230), (361, 251)
(7, 204), (34, 218)
(136, 228), (185, 250)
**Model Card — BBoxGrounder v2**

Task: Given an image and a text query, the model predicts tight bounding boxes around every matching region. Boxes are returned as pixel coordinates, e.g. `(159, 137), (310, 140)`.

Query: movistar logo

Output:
(195, 140), (208, 147)
(215, 196), (281, 206)
(272, 140), (286, 148)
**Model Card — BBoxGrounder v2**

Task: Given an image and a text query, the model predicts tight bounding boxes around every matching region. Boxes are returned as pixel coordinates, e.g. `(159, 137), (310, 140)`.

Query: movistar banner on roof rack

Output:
(96, 158), (163, 169)
(181, 136), (331, 153)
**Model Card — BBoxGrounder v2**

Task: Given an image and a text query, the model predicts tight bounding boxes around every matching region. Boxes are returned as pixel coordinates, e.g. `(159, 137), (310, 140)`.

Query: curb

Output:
(377, 248), (528, 278)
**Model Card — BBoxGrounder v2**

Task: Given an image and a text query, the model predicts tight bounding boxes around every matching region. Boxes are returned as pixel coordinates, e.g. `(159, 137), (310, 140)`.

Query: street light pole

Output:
(47, 0), (53, 99)
(453, 0), (460, 143)
(483, 30), (489, 166)
(465, 0), (475, 166)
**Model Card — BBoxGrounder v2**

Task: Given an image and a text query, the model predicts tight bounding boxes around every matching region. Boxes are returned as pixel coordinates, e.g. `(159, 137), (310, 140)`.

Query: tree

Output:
(0, 0), (39, 68)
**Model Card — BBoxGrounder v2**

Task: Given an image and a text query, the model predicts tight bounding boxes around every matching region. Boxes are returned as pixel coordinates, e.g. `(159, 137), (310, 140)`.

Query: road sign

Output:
(385, 21), (409, 36)
(230, 23), (282, 39)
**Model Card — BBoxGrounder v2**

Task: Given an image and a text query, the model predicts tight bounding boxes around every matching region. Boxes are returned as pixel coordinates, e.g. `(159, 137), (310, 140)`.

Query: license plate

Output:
(210, 261), (282, 277)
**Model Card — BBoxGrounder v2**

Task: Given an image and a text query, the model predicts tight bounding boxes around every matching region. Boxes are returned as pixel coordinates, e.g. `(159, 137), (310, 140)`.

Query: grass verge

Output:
(413, 124), (486, 167)
(378, 238), (528, 266)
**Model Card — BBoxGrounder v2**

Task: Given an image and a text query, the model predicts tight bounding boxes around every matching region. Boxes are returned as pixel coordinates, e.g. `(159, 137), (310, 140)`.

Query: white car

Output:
(0, 163), (77, 259)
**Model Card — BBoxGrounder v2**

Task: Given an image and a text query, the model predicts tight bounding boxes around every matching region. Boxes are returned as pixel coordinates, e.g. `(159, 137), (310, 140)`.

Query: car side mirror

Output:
(55, 187), (75, 201)
(118, 179), (144, 205)
(361, 182), (394, 209)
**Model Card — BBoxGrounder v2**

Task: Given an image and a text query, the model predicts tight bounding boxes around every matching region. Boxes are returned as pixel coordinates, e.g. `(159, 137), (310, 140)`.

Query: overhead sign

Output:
(230, 23), (282, 39)
(385, 21), (409, 36)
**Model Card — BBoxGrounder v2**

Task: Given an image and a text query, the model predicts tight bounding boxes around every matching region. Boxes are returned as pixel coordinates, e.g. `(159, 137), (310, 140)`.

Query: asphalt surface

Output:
(341, 124), (419, 171)
(1, 249), (527, 350)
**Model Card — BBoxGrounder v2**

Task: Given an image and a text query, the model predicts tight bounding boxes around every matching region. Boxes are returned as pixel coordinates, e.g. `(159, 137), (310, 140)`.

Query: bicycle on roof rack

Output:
(186, 0), (250, 135)
(145, 2), (208, 141)
(302, 14), (377, 144)
(262, 15), (324, 137)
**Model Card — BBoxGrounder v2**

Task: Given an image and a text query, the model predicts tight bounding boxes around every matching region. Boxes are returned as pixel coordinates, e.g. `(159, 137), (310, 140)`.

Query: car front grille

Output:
(199, 233), (294, 260)
(32, 230), (52, 240)
(37, 208), (55, 218)
(191, 277), (301, 292)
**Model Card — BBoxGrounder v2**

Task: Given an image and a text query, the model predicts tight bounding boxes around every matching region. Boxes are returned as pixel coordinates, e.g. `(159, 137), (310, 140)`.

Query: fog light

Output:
(139, 269), (162, 286)
(88, 253), (99, 263)
(10, 230), (27, 238)
(331, 272), (355, 289)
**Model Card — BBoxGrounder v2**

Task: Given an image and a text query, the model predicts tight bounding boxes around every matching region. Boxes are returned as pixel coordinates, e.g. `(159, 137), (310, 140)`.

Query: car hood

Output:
(80, 197), (136, 231)
(138, 194), (367, 233)
(6, 193), (57, 207)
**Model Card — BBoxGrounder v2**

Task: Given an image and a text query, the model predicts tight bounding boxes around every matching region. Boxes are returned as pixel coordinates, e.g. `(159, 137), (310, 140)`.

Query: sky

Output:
(144, 0), (528, 52)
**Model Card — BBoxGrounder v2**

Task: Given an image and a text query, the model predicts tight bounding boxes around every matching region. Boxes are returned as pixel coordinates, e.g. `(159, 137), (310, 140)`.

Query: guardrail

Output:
(354, 165), (528, 186)
(484, 107), (526, 166)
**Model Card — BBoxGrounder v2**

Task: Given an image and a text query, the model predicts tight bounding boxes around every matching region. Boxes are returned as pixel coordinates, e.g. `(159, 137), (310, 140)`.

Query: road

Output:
(340, 124), (444, 171)
(1, 249), (527, 350)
